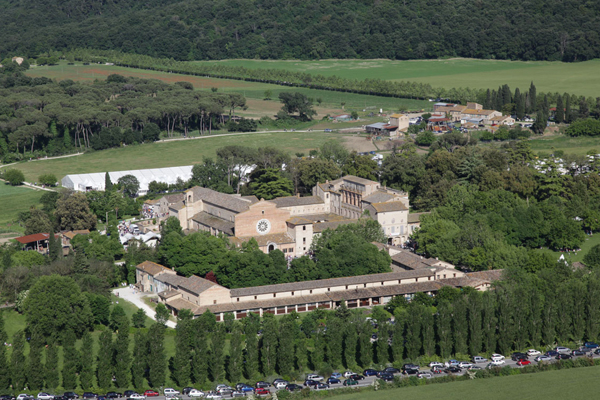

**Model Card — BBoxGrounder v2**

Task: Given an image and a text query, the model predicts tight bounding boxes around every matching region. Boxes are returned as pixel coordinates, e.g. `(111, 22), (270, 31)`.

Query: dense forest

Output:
(1, 0), (600, 62)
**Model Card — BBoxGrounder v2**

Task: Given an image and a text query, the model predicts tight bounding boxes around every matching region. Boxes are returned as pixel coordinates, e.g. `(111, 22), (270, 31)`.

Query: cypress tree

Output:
(529, 82), (537, 112)
(27, 331), (45, 390)
(79, 331), (95, 390)
(515, 89), (525, 120)
(97, 329), (113, 389)
(421, 307), (435, 357)
(228, 325), (243, 383)
(452, 297), (468, 355)
(131, 330), (147, 390)
(529, 290), (543, 348)
(357, 323), (372, 368)
(325, 317), (343, 369)
(496, 86), (504, 110)
(565, 93), (572, 123)
(571, 281), (586, 342)
(405, 306), (422, 360)
(172, 310), (193, 387)
(276, 316), (295, 375)
(555, 95), (564, 123)
(436, 302), (453, 359)
(45, 337), (60, 390)
(105, 172), (113, 192)
(148, 323), (166, 387)
(209, 324), (226, 382)
(496, 289), (515, 355)
(542, 295), (557, 346)
(10, 331), (26, 391)
(580, 97), (590, 119)
(48, 231), (61, 262)
(295, 336), (308, 372)
(50, 121), (58, 137)
(512, 289), (529, 350)
(391, 314), (405, 362)
(243, 327), (258, 380)
(467, 292), (483, 356)
(62, 330), (79, 390)
(114, 317), (131, 388)
(481, 292), (496, 353)
(484, 89), (492, 109)
(502, 84), (512, 106)
(259, 316), (277, 376)
(343, 325), (358, 368)
(525, 92), (531, 114)
(376, 325), (389, 364)
(0, 313), (10, 390)
(311, 331), (325, 371)
(555, 285), (573, 343)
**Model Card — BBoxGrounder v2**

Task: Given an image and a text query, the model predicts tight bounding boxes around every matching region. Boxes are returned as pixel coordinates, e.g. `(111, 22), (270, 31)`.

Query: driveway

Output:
(113, 287), (176, 328)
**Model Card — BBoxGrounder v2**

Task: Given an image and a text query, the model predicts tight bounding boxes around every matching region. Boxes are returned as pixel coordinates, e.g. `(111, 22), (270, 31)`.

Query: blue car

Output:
(585, 342), (599, 349)
(363, 369), (378, 376)
(326, 378), (341, 385)
(239, 386), (253, 393)
(546, 350), (559, 357)
(330, 372), (342, 379)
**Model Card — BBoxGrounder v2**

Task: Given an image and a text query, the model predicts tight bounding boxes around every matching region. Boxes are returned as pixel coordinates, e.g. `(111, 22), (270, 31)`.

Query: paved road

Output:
(112, 288), (177, 329)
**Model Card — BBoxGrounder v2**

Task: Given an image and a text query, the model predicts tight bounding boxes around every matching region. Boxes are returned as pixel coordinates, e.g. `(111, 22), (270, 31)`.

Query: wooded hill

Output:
(2, 0), (600, 62)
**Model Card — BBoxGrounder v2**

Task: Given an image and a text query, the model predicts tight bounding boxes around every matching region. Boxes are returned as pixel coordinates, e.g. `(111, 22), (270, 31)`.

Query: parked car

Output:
(445, 366), (461, 373)
(429, 361), (444, 368)
(163, 390), (179, 397)
(363, 369), (378, 376)
(106, 393), (122, 399)
(511, 353), (528, 361)
(535, 355), (552, 362)
(527, 349), (541, 356)
(181, 389), (194, 396)
(38, 394), (55, 400)
(142, 393), (158, 398)
(468, 366), (483, 371)
(1, 396), (15, 400)
(255, 382), (270, 389)
(62, 394), (78, 400)
(254, 389), (269, 396)
(343, 371), (356, 378)
(402, 363), (420, 371)
(343, 379), (358, 386)
(403, 369), (419, 376)
(555, 346), (571, 354)
(378, 373), (394, 382)
(330, 373), (342, 379)
(237, 386), (253, 394)
(188, 391), (204, 398)
(216, 390), (232, 397)
(595, 348), (600, 355)
(430, 367), (443, 374)
(326, 377), (340, 385)
(546, 350), (559, 357)
(349, 374), (365, 381)
(306, 374), (323, 382)
(285, 385), (303, 392)
(572, 350), (586, 356)
(417, 372), (432, 379)
(489, 359), (505, 366)
(17, 395), (34, 400)
(491, 354), (505, 362)
(231, 392), (244, 398)
(517, 360), (531, 366)
(447, 360), (460, 367)
(204, 393), (222, 400)
(324, 129), (333, 132)
(384, 367), (400, 374)
(584, 342), (599, 349)
(556, 354), (572, 360)
(313, 383), (329, 390)
(82, 395), (97, 400)
(127, 395), (143, 400)
(304, 380), (319, 387)
(458, 362), (473, 368)
(472, 356), (487, 363)
(123, 392), (136, 398)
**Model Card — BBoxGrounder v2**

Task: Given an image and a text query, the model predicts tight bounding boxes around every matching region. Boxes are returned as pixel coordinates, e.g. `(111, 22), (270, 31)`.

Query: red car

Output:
(143, 391), (159, 397)
(254, 388), (269, 396)
(517, 360), (531, 366)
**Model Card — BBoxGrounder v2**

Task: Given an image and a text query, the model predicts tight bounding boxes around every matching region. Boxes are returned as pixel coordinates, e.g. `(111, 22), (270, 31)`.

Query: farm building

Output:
(61, 166), (193, 196)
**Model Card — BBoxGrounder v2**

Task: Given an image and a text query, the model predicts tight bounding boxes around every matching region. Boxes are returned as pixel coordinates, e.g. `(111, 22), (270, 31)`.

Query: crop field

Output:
(194, 58), (600, 98)
(0, 183), (44, 233)
(4, 131), (360, 183)
(334, 365), (598, 400)
(26, 63), (432, 113)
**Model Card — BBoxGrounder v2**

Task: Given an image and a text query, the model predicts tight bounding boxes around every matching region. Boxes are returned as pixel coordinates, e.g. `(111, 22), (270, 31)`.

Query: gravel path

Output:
(112, 287), (177, 328)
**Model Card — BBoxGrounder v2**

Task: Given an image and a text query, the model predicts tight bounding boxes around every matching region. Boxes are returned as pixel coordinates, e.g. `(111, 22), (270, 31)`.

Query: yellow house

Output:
(389, 113), (409, 133)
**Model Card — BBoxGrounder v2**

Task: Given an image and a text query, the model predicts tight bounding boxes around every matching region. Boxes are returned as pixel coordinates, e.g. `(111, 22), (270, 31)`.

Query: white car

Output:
(527, 349), (541, 356)
(205, 394), (221, 400)
(535, 355), (552, 362)
(489, 359), (505, 366)
(274, 382), (288, 390)
(306, 374), (324, 381)
(555, 346), (571, 354)
(18, 395), (34, 400)
(472, 356), (488, 363)
(417, 372), (432, 379)
(491, 354), (505, 362)
(164, 390), (180, 397)
(38, 394), (55, 400)
(188, 390), (204, 398)
(458, 362), (473, 368)
(343, 371), (356, 378)
(129, 395), (145, 400)
(429, 361), (444, 368)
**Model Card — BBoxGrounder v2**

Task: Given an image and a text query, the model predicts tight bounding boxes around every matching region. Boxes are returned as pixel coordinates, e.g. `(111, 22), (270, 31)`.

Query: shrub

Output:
(38, 174), (57, 186)
(4, 168), (25, 185)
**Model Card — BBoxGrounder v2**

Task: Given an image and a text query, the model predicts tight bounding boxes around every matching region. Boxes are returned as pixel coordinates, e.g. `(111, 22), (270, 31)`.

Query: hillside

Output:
(1, 0), (600, 62)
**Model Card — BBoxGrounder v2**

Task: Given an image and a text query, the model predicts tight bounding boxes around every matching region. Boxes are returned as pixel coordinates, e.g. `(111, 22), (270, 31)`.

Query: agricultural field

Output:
(0, 184), (44, 235)
(26, 63), (432, 114)
(5, 131), (368, 183)
(334, 366), (599, 400)
(194, 58), (600, 98)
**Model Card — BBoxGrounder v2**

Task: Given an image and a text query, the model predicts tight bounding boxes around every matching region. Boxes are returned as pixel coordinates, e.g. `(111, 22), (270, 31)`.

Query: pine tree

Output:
(467, 292), (483, 356)
(172, 310), (193, 386)
(529, 82), (537, 112)
(27, 331), (45, 390)
(45, 337), (60, 389)
(10, 331), (27, 391)
(97, 329), (113, 389)
(295, 336), (308, 373)
(555, 95), (564, 123)
(227, 325), (243, 383)
(243, 328), (258, 380)
(325, 317), (343, 369)
(436, 302), (453, 359)
(259, 315), (277, 376)
(375, 325), (389, 364)
(148, 324), (166, 387)
(114, 318), (131, 388)
(565, 93), (572, 123)
(105, 172), (113, 192)
(358, 322), (373, 367)
(0, 313), (10, 390)
(80, 331), (95, 390)
(131, 330), (147, 390)
(343, 325), (358, 368)
(209, 324), (225, 382)
(276, 316), (295, 375)
(452, 297), (468, 355)
(421, 307), (435, 357)
(391, 314), (405, 362)
(62, 330), (79, 390)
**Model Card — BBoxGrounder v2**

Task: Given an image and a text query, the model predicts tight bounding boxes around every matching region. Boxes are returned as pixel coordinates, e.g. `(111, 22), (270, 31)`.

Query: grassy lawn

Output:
(26, 63), (432, 113)
(535, 232), (600, 264)
(0, 183), (44, 234)
(526, 134), (600, 156)
(334, 366), (598, 400)
(193, 58), (600, 98)
(3, 131), (362, 183)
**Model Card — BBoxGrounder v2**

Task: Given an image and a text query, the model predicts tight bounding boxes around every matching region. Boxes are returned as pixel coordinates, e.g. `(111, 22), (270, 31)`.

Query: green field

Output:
(527, 134), (600, 155)
(194, 58), (600, 98)
(2, 131), (359, 183)
(334, 366), (598, 400)
(26, 63), (432, 113)
(0, 183), (44, 233)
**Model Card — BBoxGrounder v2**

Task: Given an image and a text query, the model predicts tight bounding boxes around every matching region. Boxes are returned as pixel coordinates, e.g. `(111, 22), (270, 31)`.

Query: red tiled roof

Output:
(15, 233), (57, 244)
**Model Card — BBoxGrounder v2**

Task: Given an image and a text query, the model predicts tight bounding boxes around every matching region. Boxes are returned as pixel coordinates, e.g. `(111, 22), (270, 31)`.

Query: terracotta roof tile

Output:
(136, 261), (173, 276)
(191, 212), (235, 236)
(371, 201), (408, 212)
(271, 196), (324, 208)
(189, 187), (250, 213)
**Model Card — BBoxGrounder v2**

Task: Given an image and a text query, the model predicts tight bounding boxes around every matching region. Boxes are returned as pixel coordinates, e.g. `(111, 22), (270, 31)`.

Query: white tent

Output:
(61, 166), (194, 196)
